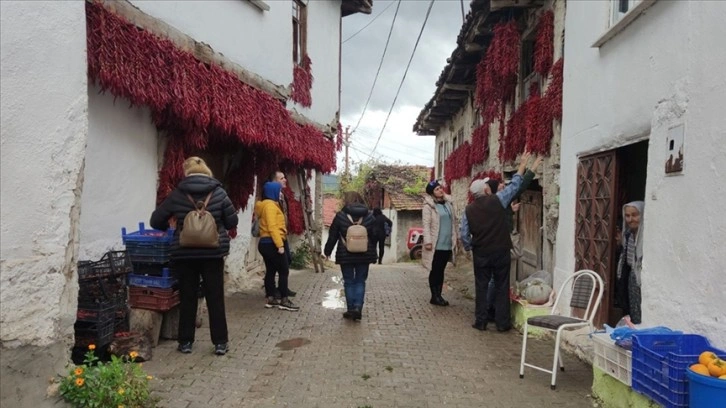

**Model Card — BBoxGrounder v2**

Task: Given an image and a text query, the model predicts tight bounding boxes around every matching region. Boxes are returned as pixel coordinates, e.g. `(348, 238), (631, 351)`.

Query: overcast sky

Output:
(339, 0), (464, 171)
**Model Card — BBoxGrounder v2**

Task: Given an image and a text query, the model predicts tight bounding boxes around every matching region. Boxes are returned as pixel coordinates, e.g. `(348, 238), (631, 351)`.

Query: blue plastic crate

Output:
(632, 334), (726, 408)
(121, 222), (174, 245)
(128, 268), (176, 289)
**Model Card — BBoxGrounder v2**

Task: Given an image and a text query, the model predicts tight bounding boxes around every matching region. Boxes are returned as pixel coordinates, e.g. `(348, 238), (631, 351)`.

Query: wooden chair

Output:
(519, 269), (604, 389)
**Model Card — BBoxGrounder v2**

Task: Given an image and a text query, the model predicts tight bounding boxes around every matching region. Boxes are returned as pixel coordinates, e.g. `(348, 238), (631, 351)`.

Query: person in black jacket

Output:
(371, 208), (393, 264)
(150, 157), (238, 356)
(322, 192), (377, 321)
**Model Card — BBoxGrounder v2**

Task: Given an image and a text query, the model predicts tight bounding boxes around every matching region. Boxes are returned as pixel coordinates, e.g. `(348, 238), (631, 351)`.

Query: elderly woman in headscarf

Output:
(615, 201), (644, 326)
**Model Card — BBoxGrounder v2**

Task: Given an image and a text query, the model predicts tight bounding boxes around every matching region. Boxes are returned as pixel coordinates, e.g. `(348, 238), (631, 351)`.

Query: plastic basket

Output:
(129, 287), (179, 312)
(128, 268), (176, 289)
(74, 318), (114, 347)
(131, 262), (170, 276)
(632, 334), (726, 408)
(78, 274), (127, 304)
(122, 222), (174, 245)
(592, 333), (632, 386)
(123, 223), (175, 264)
(687, 368), (726, 408)
(77, 251), (132, 281)
(76, 301), (117, 323)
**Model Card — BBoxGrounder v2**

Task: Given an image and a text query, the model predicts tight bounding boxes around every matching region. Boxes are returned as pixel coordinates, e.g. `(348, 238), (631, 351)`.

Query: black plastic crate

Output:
(76, 301), (116, 323)
(78, 275), (127, 304)
(74, 318), (114, 347)
(77, 251), (131, 281)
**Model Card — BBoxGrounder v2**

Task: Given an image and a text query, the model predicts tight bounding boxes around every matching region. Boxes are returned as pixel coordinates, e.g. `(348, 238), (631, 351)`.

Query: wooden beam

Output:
(247, 0), (270, 12)
(490, 0), (544, 12)
(443, 83), (474, 92)
(94, 0), (289, 101)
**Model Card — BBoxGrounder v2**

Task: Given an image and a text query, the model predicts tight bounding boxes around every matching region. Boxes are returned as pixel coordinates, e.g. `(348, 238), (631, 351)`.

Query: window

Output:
(611, 0), (641, 26)
(455, 127), (464, 148)
(520, 36), (541, 102)
(292, 0), (307, 65)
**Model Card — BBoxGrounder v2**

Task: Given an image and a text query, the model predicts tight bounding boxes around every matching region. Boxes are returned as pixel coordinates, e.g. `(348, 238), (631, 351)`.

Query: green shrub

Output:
(59, 344), (157, 408)
(290, 240), (312, 269)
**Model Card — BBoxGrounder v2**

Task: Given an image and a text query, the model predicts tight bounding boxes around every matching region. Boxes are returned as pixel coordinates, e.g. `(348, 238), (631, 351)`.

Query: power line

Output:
(351, 0), (402, 133)
(369, 0), (436, 158)
(354, 128), (434, 156)
(342, 1), (396, 44)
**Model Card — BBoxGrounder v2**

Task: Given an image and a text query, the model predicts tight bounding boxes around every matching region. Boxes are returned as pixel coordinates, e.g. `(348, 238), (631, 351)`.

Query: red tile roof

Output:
(323, 195), (340, 227)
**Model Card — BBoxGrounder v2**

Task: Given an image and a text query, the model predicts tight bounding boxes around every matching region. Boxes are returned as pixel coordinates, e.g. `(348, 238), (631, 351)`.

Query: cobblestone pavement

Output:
(144, 263), (596, 408)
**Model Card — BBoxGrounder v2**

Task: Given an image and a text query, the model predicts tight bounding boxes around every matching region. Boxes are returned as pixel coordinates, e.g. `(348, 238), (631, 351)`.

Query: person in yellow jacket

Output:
(254, 181), (299, 311)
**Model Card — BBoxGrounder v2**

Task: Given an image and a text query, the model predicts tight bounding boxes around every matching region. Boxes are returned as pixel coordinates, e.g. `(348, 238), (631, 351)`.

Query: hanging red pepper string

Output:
(282, 186), (305, 235)
(85, 2), (336, 209)
(291, 55), (313, 107)
(534, 10), (554, 76)
(546, 58), (564, 122)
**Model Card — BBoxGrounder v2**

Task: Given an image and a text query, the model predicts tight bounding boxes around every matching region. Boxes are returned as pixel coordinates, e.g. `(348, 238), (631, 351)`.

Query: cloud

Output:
(339, 0), (463, 169)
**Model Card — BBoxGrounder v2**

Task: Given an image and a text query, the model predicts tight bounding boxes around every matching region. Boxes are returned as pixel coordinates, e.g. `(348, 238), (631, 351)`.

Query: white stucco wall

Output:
(0, 1), (88, 347)
(78, 85), (159, 261)
(130, 0), (341, 126)
(558, 0), (726, 348)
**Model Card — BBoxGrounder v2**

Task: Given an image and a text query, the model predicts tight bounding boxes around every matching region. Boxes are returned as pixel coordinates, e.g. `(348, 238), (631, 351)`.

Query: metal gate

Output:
(574, 151), (617, 326)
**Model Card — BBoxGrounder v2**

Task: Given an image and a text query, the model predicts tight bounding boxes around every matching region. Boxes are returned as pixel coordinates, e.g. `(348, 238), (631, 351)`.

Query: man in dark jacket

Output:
(371, 208), (393, 264)
(322, 191), (376, 321)
(151, 157), (238, 355)
(461, 153), (532, 332)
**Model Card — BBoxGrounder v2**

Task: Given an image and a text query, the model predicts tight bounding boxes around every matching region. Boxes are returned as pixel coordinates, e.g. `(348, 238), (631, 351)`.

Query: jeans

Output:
(340, 263), (370, 311)
(175, 258), (228, 345)
(473, 249), (511, 329)
(258, 241), (290, 298)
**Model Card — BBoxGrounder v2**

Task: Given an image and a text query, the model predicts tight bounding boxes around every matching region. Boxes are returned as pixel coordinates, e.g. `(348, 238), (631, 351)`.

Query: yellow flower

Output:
(88, 344), (96, 351)
(75, 378), (84, 387)
(146, 375), (153, 380)
(74, 367), (83, 376)
(118, 388), (125, 395)
(129, 351), (139, 359)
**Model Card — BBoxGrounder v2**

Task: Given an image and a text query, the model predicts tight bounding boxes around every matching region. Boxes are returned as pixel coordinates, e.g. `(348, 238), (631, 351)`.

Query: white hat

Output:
(469, 178), (488, 198)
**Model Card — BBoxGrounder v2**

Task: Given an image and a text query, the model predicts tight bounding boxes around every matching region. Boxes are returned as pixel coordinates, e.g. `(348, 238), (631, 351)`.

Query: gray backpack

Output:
(341, 214), (368, 253)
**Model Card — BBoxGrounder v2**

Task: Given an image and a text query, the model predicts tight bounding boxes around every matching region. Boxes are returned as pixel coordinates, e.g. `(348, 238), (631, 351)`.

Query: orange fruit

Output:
(699, 351), (718, 366)
(719, 374), (726, 380)
(707, 359), (726, 377)
(690, 363), (711, 376)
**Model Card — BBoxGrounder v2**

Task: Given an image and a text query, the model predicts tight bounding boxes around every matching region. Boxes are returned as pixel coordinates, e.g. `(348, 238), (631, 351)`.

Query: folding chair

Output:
(519, 269), (604, 389)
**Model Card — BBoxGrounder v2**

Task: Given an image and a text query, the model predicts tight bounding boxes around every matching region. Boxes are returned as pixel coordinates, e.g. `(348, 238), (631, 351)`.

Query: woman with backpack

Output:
(422, 180), (457, 306)
(150, 157), (238, 356)
(371, 208), (393, 264)
(322, 192), (377, 320)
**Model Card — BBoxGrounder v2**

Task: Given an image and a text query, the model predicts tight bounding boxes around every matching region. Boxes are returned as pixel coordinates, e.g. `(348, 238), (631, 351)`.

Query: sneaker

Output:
(177, 342), (192, 353)
(214, 343), (228, 356)
(343, 310), (354, 319)
(471, 322), (487, 331)
(278, 298), (300, 311)
(351, 307), (362, 321)
(265, 297), (281, 309)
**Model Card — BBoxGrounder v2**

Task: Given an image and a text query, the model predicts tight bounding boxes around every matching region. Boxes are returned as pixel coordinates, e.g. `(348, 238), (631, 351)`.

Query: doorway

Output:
(574, 139), (648, 327)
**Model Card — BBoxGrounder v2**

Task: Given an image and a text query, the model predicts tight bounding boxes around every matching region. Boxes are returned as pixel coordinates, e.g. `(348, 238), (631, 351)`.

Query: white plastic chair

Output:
(519, 269), (604, 389)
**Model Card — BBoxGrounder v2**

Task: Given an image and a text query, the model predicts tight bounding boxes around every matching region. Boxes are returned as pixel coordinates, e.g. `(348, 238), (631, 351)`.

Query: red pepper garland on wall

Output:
(291, 55), (313, 107)
(534, 10), (554, 76)
(85, 2), (336, 210)
(545, 58), (564, 122)
(283, 186), (306, 235)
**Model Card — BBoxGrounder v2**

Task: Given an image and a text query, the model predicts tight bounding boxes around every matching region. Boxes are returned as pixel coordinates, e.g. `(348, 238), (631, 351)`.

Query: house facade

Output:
(557, 0), (726, 347)
(414, 0), (565, 282)
(0, 0), (370, 405)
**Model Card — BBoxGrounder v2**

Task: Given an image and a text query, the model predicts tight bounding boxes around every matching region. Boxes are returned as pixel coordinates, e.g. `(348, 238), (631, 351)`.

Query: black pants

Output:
(176, 258), (228, 345)
(259, 241), (290, 298)
(375, 237), (386, 263)
(429, 250), (451, 289)
(473, 249), (511, 329)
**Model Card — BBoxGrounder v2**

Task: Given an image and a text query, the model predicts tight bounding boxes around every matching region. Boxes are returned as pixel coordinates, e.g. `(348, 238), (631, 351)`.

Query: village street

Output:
(143, 262), (595, 408)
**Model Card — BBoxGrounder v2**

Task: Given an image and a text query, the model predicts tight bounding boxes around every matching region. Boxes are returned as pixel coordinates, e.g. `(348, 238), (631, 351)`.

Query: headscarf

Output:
(620, 201), (644, 285)
(262, 181), (282, 201)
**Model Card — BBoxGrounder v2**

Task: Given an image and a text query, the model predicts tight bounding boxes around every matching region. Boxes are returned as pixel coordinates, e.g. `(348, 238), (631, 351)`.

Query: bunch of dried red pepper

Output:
(291, 55), (313, 107)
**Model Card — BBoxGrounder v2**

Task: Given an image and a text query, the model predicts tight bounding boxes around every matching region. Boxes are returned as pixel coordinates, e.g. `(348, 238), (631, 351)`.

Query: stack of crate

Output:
(122, 223), (179, 312)
(76, 251), (132, 348)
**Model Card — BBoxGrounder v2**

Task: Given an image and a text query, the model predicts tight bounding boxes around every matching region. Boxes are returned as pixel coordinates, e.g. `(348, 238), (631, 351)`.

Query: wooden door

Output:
(574, 151), (618, 326)
(517, 190), (543, 281)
